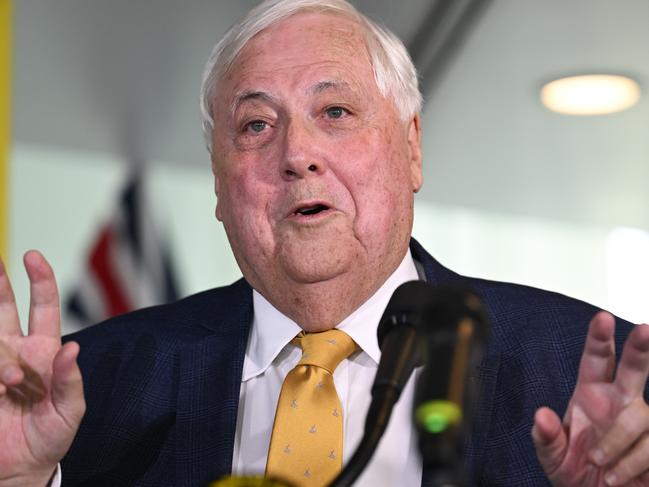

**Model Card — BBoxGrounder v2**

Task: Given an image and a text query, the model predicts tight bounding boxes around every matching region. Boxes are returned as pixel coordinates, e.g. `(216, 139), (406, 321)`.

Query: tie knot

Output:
(293, 329), (357, 374)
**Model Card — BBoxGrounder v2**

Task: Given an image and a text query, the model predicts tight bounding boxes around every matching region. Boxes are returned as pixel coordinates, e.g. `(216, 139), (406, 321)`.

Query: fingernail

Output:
(605, 471), (618, 486)
(590, 448), (605, 465)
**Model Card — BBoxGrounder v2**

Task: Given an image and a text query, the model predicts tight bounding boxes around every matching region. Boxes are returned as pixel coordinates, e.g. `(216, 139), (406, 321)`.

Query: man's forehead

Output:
(227, 11), (370, 77)
(231, 80), (355, 107)
(212, 11), (379, 116)
(249, 10), (366, 46)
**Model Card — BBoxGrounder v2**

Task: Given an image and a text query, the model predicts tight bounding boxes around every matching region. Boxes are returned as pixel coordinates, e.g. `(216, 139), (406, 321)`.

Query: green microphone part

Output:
(415, 400), (463, 434)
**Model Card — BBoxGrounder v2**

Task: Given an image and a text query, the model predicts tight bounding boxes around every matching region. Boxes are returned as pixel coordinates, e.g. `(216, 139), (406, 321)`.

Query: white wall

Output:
(9, 144), (240, 334)
(8, 144), (649, 336)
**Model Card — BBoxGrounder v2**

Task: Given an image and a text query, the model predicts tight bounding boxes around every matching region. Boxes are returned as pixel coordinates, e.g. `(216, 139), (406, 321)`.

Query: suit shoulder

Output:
(64, 278), (253, 347)
(460, 275), (639, 359)
(411, 238), (616, 348)
(468, 276), (599, 323)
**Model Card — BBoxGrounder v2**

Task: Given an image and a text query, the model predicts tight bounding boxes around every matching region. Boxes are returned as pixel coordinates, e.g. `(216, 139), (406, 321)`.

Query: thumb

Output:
(532, 406), (567, 477)
(51, 341), (86, 428)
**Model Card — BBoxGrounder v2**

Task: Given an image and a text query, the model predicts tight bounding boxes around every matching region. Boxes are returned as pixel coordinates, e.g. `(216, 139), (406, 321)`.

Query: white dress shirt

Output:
(53, 251), (423, 487)
(232, 250), (423, 486)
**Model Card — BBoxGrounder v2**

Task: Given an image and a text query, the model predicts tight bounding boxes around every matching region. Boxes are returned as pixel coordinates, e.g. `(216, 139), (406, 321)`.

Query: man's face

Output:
(210, 11), (422, 321)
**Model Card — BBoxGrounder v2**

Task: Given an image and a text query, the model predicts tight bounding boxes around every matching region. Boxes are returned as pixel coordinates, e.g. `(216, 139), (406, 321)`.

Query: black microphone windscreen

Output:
(377, 280), (435, 348)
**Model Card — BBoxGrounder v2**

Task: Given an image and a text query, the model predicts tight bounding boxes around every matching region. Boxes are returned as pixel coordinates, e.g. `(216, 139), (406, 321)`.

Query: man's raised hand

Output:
(533, 311), (649, 486)
(0, 251), (85, 486)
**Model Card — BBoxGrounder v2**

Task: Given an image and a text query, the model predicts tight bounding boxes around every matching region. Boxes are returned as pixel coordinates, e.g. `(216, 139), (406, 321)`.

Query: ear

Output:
(407, 114), (423, 193)
(212, 157), (223, 222)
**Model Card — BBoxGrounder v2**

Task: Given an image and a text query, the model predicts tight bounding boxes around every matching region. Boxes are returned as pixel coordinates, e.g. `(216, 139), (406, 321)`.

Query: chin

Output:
(278, 247), (360, 284)
(280, 253), (352, 284)
(276, 229), (363, 284)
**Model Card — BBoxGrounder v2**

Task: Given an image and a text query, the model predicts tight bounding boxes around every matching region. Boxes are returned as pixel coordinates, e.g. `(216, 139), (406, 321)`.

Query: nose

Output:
(280, 119), (326, 180)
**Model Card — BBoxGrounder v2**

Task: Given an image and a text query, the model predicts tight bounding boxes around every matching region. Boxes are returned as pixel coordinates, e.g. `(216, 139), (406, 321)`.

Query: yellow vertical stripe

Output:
(0, 0), (11, 260)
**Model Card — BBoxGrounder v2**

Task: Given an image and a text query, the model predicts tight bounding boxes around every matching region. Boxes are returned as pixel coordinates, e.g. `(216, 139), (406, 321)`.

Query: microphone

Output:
(330, 280), (435, 487)
(371, 280), (438, 427)
(413, 287), (489, 486)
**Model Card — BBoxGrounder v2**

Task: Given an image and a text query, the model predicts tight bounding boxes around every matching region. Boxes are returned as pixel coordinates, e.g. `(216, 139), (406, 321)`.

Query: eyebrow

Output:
(311, 80), (352, 94)
(231, 90), (278, 113)
(230, 80), (357, 114)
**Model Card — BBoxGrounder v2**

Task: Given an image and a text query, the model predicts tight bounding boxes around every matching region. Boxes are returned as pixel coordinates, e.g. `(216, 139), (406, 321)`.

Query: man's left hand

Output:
(532, 311), (649, 486)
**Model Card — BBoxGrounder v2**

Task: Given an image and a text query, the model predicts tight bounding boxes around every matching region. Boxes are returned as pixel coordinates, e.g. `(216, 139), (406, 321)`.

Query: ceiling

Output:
(419, 0), (649, 230)
(13, 0), (649, 230)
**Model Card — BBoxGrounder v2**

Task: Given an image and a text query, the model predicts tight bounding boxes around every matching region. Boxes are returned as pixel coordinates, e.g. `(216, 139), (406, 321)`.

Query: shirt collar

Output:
(242, 249), (420, 381)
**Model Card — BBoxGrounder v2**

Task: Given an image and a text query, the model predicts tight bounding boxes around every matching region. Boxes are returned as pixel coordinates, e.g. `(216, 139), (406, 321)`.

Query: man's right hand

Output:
(0, 251), (85, 487)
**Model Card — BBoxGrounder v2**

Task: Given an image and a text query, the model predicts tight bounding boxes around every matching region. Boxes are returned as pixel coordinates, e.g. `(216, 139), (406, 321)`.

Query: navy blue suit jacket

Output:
(61, 240), (645, 486)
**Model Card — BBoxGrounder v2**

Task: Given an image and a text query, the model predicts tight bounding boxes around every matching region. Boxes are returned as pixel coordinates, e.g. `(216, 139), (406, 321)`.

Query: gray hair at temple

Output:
(199, 0), (423, 153)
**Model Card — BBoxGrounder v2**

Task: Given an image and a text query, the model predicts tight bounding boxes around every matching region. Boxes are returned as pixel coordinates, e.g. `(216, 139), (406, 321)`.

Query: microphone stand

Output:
(329, 286), (488, 487)
(329, 321), (422, 487)
(414, 288), (489, 487)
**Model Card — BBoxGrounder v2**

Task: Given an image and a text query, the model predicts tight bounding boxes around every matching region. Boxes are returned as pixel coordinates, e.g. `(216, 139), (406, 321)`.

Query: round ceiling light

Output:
(540, 74), (641, 115)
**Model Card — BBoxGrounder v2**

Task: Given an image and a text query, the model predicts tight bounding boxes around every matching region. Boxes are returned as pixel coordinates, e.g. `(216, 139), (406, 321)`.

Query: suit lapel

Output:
(175, 280), (253, 487)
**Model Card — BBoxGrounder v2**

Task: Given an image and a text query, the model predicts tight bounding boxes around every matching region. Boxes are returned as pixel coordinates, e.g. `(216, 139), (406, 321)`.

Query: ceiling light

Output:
(540, 74), (641, 115)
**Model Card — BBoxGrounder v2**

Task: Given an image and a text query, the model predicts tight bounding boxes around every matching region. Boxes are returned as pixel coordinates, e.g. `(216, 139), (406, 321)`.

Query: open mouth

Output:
(294, 204), (330, 216)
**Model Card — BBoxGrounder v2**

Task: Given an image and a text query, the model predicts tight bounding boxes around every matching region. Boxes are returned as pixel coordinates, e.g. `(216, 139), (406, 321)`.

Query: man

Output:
(1, 0), (648, 486)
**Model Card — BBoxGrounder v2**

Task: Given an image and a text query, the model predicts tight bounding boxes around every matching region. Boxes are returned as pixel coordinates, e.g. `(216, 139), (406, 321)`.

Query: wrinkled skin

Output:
(210, 12), (423, 331)
(533, 312), (649, 486)
(0, 9), (647, 487)
(0, 253), (85, 486)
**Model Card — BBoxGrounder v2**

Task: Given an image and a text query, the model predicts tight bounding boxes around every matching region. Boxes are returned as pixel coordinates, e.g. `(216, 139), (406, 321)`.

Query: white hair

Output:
(199, 0), (423, 153)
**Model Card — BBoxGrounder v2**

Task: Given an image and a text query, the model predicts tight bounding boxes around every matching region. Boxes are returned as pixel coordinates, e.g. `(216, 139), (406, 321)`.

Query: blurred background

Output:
(1, 0), (648, 334)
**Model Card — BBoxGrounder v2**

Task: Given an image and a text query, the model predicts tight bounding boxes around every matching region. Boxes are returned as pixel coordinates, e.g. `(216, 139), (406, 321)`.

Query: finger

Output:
(0, 339), (47, 403)
(590, 397), (649, 467)
(51, 342), (86, 427)
(577, 311), (616, 385)
(603, 433), (649, 486)
(532, 407), (568, 477)
(614, 323), (649, 397)
(0, 257), (22, 336)
(0, 362), (24, 386)
(0, 339), (24, 385)
(24, 251), (61, 339)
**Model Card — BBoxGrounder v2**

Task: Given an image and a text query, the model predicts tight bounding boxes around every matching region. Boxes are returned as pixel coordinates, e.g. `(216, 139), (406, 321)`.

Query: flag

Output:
(66, 172), (180, 328)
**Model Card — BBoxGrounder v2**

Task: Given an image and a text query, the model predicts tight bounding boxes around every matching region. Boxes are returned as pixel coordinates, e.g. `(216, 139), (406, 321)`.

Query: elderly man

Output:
(1, 0), (648, 486)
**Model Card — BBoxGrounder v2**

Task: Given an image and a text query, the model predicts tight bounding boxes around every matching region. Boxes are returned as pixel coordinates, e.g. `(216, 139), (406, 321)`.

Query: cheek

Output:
(220, 170), (268, 219)
(217, 163), (281, 247)
(343, 130), (410, 193)
(218, 179), (278, 263)
(341, 133), (413, 234)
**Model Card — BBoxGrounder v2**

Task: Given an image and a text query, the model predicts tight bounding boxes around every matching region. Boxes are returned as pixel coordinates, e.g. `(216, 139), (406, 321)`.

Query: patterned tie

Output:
(265, 329), (358, 487)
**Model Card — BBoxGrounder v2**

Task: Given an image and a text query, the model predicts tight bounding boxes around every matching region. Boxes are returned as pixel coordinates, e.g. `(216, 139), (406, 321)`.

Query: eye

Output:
(245, 120), (268, 133)
(325, 106), (348, 119)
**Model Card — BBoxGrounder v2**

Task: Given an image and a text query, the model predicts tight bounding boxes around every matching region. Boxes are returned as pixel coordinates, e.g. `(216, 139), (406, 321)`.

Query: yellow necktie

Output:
(266, 329), (358, 487)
